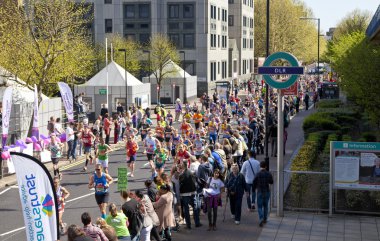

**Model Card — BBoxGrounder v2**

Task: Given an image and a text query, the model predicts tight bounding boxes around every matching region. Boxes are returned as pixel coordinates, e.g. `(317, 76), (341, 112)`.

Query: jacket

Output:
(179, 169), (197, 194)
(225, 172), (246, 197)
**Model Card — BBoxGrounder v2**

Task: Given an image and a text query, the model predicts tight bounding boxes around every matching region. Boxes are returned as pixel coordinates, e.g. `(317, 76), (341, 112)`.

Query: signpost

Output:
(117, 167), (128, 191)
(258, 52), (304, 217)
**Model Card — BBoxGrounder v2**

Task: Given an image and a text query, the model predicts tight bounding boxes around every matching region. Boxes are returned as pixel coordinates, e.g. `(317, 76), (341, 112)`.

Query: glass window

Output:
(125, 34), (135, 41)
(140, 23), (149, 29)
(125, 4), (135, 18)
(105, 19), (112, 33)
(183, 34), (194, 48)
(139, 33), (150, 44)
(139, 4), (150, 18)
(169, 34), (180, 47)
(228, 15), (234, 26)
(168, 22), (180, 30)
(104, 0), (112, 4)
(169, 4), (179, 18)
(183, 22), (194, 29)
(125, 23), (134, 29)
(183, 4), (194, 18)
(228, 0), (234, 3)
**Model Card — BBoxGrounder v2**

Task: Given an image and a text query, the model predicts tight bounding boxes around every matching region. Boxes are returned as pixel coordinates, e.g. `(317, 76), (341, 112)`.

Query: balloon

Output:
(9, 145), (16, 148)
(25, 137), (33, 143)
(34, 143), (41, 151)
(60, 133), (66, 143)
(31, 136), (38, 143)
(56, 138), (61, 143)
(1, 151), (10, 159)
(16, 140), (23, 146)
(40, 134), (48, 140)
(3, 146), (10, 151)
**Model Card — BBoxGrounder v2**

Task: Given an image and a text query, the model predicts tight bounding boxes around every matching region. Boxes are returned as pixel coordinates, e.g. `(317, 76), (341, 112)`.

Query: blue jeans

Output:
(246, 183), (256, 209)
(72, 139), (77, 159)
(118, 236), (131, 241)
(257, 191), (271, 221)
(131, 234), (139, 241)
(67, 140), (74, 159)
(229, 194), (243, 221)
(181, 195), (200, 228)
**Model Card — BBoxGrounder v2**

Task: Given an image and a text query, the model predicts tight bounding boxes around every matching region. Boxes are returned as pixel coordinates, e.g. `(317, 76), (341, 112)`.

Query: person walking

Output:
(153, 184), (175, 241)
(203, 169), (224, 231)
(225, 163), (246, 225)
(88, 164), (114, 219)
(253, 161), (273, 227)
(66, 122), (75, 162)
(106, 203), (131, 241)
(240, 150), (260, 212)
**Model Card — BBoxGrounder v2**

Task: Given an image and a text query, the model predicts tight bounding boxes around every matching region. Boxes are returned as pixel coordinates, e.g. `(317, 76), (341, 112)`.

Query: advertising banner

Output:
(32, 85), (39, 139)
(281, 82), (298, 96)
(2, 87), (13, 147)
(57, 82), (74, 122)
(11, 152), (59, 241)
(117, 167), (128, 191)
(332, 141), (380, 190)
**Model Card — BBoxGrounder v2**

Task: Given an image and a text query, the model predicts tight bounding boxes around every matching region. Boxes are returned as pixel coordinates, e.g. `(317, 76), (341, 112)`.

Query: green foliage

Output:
(303, 115), (340, 133)
(332, 9), (372, 42)
(317, 99), (342, 109)
(361, 132), (377, 142)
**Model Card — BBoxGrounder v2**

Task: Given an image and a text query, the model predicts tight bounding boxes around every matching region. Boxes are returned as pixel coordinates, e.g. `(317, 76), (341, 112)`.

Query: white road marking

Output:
(143, 162), (150, 167)
(0, 227), (25, 237)
(66, 192), (94, 203)
(0, 187), (11, 196)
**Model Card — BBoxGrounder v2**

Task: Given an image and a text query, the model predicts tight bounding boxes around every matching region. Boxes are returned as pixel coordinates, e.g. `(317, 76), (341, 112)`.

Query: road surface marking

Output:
(0, 227), (25, 237)
(0, 187), (11, 196)
(66, 192), (94, 203)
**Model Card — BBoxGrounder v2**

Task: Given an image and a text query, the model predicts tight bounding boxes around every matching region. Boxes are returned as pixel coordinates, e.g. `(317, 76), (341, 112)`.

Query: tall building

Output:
(82, 0), (254, 96)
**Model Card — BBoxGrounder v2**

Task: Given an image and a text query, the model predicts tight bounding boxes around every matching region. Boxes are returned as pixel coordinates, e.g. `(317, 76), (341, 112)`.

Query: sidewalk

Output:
(258, 211), (380, 241)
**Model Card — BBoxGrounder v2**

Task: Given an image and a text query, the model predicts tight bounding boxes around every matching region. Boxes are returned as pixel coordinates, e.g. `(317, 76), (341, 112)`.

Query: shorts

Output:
(171, 149), (176, 157)
(97, 158), (109, 168)
(165, 137), (171, 143)
(84, 146), (92, 154)
(51, 158), (59, 165)
(156, 136), (164, 143)
(95, 192), (109, 205)
(205, 123), (209, 127)
(155, 162), (165, 170)
(195, 122), (200, 129)
(127, 155), (136, 163)
(141, 134), (147, 141)
(147, 153), (155, 161)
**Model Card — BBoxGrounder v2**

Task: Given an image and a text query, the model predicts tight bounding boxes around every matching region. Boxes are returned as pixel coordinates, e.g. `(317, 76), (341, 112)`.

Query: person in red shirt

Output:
(103, 113), (111, 145)
(79, 125), (95, 172)
(176, 144), (192, 167)
(125, 135), (139, 177)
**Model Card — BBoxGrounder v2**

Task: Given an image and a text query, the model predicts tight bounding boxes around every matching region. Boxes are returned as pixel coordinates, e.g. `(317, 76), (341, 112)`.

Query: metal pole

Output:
(125, 51), (128, 109)
(264, 0), (270, 171)
(329, 141), (333, 217)
(183, 52), (186, 103)
(317, 18), (320, 83)
(148, 52), (151, 83)
(277, 90), (284, 217)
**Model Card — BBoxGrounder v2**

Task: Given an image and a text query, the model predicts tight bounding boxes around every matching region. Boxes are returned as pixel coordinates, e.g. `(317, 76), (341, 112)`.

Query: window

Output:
(228, 0), (234, 3)
(105, 19), (112, 33)
(210, 34), (216, 48)
(125, 34), (135, 41)
(210, 62), (217, 81)
(125, 4), (135, 18)
(233, 60), (237, 73)
(169, 4), (179, 18)
(243, 16), (247, 27)
(222, 61), (227, 78)
(140, 23), (149, 29)
(183, 34), (194, 48)
(104, 0), (112, 4)
(183, 22), (194, 29)
(222, 35), (227, 48)
(250, 59), (253, 73)
(218, 8), (220, 20)
(139, 4), (150, 18)
(168, 22), (179, 30)
(139, 34), (150, 44)
(228, 15), (234, 26)
(250, 39), (253, 49)
(218, 62), (220, 74)
(125, 23), (134, 29)
(183, 4), (194, 18)
(169, 34), (180, 47)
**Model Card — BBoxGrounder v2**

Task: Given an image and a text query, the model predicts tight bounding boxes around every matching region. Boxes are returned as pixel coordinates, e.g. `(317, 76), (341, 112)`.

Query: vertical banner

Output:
(2, 87), (13, 147)
(31, 85), (39, 139)
(57, 82), (74, 122)
(117, 167), (128, 191)
(11, 152), (59, 241)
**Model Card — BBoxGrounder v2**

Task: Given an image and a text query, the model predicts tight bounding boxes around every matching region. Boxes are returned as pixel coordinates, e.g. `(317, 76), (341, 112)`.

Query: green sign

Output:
(99, 89), (107, 95)
(117, 168), (128, 191)
(262, 52), (302, 89)
(332, 141), (380, 151)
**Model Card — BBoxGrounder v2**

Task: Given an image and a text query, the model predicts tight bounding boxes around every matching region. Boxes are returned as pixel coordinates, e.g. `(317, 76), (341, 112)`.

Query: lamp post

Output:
(118, 49), (128, 110)
(264, 0), (270, 171)
(179, 51), (186, 103)
(300, 17), (320, 82)
(143, 50), (151, 83)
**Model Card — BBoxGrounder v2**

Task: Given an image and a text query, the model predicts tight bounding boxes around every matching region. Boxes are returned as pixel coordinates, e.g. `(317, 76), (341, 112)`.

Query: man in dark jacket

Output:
(179, 161), (202, 229)
(253, 161), (273, 227)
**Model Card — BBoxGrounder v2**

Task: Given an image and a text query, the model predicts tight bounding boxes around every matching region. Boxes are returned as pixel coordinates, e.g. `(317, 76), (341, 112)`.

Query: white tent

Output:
(75, 61), (151, 119)
(142, 60), (197, 104)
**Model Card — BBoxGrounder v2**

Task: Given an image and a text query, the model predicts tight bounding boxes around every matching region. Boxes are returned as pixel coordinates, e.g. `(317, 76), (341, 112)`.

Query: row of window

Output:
(210, 5), (228, 22)
(243, 16), (254, 28)
(242, 38), (254, 49)
(211, 34), (228, 49)
(243, 0), (254, 8)
(168, 34), (195, 49)
(124, 4), (150, 19)
(210, 60), (231, 81)
(169, 22), (195, 30)
(169, 4), (194, 19)
(242, 59), (254, 75)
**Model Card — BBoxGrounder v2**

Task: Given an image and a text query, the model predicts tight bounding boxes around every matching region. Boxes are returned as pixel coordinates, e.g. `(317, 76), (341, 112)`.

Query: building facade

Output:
(82, 0), (254, 96)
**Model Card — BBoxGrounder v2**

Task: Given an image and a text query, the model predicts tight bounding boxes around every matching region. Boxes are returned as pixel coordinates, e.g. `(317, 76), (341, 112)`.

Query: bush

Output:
(361, 132), (377, 142)
(317, 99), (342, 109)
(303, 116), (340, 133)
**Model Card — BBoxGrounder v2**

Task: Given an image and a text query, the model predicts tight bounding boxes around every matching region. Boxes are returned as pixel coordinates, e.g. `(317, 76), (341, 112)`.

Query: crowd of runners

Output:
(49, 78), (317, 241)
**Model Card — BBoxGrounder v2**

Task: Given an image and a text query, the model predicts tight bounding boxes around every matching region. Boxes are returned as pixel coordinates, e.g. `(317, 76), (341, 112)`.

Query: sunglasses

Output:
(96, 169), (101, 171)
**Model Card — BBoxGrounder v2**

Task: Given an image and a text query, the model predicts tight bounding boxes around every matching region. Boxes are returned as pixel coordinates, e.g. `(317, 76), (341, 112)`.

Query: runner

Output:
(170, 129), (182, 159)
(193, 133), (205, 159)
(53, 176), (70, 235)
(88, 164), (114, 219)
(95, 136), (113, 174)
(48, 133), (64, 180)
(125, 135), (139, 177)
(79, 125), (95, 172)
(164, 123), (174, 151)
(144, 131), (161, 174)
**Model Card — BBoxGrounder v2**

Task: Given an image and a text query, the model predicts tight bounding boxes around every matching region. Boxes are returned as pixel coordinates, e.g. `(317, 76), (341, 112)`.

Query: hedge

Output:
(317, 99), (342, 109)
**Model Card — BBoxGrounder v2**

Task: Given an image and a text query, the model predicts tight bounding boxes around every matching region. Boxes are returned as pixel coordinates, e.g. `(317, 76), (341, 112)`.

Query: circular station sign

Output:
(262, 52), (302, 89)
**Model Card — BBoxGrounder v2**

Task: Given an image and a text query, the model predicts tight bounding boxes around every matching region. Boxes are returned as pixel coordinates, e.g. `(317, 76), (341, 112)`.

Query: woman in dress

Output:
(153, 184), (175, 241)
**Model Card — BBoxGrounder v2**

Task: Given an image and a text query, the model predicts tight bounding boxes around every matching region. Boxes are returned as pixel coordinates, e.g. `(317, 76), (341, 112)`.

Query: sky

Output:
(303, 0), (379, 33)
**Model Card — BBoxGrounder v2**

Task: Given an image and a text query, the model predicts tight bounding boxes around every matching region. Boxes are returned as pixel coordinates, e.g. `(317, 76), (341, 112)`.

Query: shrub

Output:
(361, 132), (377, 142)
(317, 99), (342, 109)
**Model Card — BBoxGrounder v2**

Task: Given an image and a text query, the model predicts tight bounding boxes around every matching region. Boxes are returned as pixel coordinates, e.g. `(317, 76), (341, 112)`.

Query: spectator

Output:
(100, 104), (108, 119)
(117, 102), (124, 114)
(240, 150), (260, 212)
(67, 224), (92, 241)
(96, 218), (117, 241)
(105, 203), (130, 241)
(81, 212), (109, 241)
(225, 163), (246, 225)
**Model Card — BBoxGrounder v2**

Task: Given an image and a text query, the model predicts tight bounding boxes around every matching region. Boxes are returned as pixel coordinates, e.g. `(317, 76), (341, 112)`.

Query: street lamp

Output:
(179, 51), (186, 103)
(143, 50), (151, 83)
(300, 17), (320, 82)
(118, 49), (128, 110)
(264, 0), (270, 172)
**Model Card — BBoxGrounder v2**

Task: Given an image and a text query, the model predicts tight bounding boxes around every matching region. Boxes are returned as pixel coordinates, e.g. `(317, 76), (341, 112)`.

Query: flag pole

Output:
(106, 38), (109, 108)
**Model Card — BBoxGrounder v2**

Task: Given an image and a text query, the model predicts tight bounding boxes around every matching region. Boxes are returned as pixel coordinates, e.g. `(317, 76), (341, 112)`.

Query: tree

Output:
(94, 33), (141, 77)
(254, 0), (327, 64)
(333, 9), (372, 41)
(0, 0), (95, 99)
(148, 34), (180, 100)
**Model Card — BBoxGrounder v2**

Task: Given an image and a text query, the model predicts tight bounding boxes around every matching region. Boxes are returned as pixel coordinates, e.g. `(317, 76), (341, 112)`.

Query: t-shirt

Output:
(48, 142), (61, 158)
(204, 178), (224, 195)
(106, 212), (130, 237)
(66, 126), (74, 141)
